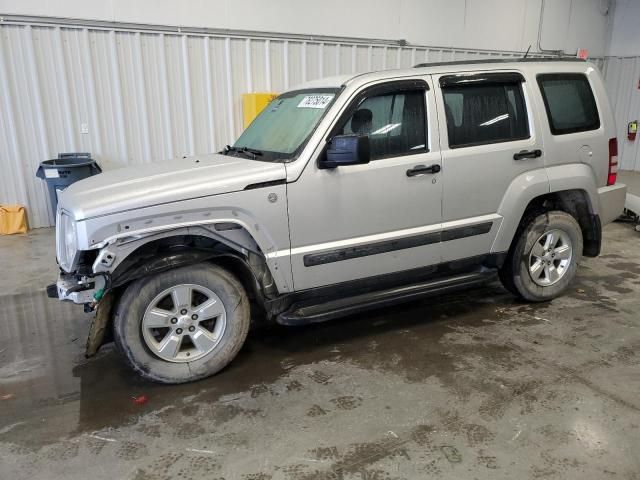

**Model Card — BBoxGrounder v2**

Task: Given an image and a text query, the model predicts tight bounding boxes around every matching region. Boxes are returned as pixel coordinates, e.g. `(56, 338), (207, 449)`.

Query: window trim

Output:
(323, 79), (430, 162)
(536, 73), (600, 136)
(439, 72), (526, 88)
(440, 75), (531, 150)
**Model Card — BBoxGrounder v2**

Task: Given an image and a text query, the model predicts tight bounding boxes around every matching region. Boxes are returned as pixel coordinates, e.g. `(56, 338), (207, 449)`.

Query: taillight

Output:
(608, 137), (618, 186)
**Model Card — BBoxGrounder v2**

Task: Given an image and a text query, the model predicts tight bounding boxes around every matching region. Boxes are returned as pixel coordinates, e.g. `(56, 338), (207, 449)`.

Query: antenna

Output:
(523, 45), (532, 59)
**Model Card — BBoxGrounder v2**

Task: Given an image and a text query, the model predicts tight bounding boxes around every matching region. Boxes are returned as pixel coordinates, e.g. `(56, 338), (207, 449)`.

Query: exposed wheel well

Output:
(111, 234), (275, 301)
(87, 235), (274, 357)
(518, 189), (601, 257)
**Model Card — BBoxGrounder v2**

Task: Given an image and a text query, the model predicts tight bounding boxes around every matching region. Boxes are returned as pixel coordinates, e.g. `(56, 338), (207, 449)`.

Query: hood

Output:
(59, 153), (286, 220)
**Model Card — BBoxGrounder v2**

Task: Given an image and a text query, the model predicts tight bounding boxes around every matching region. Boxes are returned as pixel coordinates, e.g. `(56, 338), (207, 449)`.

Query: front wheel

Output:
(499, 211), (583, 302)
(113, 264), (250, 384)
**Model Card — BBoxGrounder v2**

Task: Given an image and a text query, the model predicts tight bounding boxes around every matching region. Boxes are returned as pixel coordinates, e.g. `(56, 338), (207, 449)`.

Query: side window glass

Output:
(537, 74), (600, 135)
(340, 89), (427, 160)
(445, 93), (463, 127)
(442, 82), (529, 148)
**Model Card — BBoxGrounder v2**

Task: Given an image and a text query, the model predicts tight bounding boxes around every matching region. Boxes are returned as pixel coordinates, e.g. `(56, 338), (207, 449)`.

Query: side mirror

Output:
(320, 134), (370, 169)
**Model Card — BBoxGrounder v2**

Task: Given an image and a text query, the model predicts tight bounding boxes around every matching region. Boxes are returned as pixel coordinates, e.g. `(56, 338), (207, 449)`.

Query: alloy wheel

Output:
(141, 283), (227, 362)
(528, 229), (573, 287)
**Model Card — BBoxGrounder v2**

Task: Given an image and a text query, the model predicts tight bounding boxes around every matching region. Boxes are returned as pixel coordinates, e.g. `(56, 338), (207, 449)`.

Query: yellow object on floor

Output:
(0, 204), (28, 234)
(242, 92), (278, 128)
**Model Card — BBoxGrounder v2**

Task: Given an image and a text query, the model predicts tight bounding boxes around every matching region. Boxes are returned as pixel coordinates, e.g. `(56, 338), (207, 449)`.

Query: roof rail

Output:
(413, 57), (586, 68)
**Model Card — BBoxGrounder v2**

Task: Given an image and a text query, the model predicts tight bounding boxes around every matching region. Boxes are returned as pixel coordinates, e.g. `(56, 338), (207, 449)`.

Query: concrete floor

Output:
(1, 223), (639, 480)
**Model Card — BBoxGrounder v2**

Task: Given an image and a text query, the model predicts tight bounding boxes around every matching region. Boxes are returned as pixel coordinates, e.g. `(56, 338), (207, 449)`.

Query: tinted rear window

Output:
(442, 82), (529, 148)
(537, 74), (600, 135)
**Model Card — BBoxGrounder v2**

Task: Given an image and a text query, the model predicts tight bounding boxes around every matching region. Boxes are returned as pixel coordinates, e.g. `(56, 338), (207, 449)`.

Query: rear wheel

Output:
(113, 264), (250, 384)
(499, 211), (582, 302)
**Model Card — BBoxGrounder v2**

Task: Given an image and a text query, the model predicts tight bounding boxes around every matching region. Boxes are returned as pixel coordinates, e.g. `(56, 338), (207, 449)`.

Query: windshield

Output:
(231, 88), (339, 161)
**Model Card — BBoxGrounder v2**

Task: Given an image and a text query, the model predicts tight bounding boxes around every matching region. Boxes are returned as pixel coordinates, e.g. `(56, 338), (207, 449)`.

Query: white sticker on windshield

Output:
(297, 94), (334, 109)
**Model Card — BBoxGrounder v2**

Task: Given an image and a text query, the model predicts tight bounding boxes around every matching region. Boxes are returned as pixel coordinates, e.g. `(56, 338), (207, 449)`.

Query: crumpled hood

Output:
(59, 153), (286, 220)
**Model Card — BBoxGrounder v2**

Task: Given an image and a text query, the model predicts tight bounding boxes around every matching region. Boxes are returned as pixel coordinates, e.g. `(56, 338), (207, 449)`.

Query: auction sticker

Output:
(297, 94), (334, 109)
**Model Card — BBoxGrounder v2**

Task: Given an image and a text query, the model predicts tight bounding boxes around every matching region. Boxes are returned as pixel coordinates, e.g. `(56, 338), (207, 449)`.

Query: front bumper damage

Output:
(47, 272), (112, 357)
(47, 272), (104, 304)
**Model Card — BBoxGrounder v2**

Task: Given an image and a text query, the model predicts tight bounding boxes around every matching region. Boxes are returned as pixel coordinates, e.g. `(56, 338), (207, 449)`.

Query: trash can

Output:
(36, 153), (102, 216)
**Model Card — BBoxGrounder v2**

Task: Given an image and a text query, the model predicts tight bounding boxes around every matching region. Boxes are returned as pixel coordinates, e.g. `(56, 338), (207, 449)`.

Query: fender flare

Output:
(491, 164), (600, 254)
(545, 163), (599, 214)
(491, 167), (550, 254)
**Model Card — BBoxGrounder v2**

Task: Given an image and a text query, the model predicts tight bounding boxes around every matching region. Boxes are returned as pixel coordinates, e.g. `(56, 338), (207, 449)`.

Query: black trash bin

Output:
(36, 153), (102, 216)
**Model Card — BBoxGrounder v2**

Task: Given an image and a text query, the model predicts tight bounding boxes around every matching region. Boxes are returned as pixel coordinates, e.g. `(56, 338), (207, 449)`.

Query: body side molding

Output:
(304, 221), (493, 267)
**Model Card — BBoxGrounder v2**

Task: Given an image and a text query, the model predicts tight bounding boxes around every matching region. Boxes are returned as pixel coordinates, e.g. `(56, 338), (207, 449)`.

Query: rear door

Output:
(433, 70), (546, 261)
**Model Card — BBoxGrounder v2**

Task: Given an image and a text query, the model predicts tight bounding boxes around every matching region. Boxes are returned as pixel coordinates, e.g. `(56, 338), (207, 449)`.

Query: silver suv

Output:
(49, 58), (627, 383)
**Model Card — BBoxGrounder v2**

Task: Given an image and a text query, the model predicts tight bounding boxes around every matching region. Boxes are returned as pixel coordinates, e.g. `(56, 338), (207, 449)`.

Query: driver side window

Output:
(339, 89), (427, 160)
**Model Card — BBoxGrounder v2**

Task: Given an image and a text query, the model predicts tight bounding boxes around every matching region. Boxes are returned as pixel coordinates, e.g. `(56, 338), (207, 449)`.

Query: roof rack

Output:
(413, 57), (586, 68)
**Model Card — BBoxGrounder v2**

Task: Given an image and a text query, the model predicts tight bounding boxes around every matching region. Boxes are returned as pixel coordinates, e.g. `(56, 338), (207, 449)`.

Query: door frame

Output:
(285, 75), (445, 291)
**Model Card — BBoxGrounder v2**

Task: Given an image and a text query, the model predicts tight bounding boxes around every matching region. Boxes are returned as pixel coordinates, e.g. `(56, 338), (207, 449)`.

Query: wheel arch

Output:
(494, 188), (601, 259)
(492, 164), (601, 258)
(85, 231), (277, 358)
(108, 233), (277, 300)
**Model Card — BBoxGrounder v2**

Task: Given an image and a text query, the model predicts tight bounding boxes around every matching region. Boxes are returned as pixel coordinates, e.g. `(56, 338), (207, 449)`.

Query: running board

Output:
(276, 270), (496, 326)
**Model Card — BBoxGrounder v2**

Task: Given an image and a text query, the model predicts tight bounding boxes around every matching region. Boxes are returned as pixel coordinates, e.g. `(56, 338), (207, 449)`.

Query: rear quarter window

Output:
(537, 73), (600, 135)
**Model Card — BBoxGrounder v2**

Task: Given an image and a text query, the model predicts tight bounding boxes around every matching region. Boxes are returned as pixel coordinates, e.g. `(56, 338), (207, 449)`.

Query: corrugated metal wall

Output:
(0, 19), (584, 228)
(603, 57), (640, 172)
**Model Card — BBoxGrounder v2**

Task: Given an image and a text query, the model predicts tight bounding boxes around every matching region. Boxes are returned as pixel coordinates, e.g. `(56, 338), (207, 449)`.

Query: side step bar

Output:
(276, 270), (496, 326)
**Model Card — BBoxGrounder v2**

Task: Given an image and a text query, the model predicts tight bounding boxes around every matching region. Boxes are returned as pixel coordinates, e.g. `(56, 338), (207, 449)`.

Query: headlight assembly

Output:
(57, 213), (78, 272)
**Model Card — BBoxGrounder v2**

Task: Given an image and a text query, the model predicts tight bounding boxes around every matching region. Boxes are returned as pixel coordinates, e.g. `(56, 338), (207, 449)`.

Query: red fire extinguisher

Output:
(629, 121), (638, 141)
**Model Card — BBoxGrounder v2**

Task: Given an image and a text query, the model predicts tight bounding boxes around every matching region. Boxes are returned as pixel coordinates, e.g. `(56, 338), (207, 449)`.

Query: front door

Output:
(286, 79), (443, 291)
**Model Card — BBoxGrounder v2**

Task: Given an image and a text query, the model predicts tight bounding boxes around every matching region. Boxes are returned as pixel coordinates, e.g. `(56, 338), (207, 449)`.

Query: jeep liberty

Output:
(49, 58), (627, 383)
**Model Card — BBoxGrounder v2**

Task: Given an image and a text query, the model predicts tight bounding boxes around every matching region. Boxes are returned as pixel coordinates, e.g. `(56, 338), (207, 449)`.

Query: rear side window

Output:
(442, 81), (529, 148)
(537, 74), (600, 135)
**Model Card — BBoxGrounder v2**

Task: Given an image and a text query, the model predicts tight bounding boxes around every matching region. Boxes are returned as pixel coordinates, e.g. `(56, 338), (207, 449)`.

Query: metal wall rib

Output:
(0, 20), (589, 228)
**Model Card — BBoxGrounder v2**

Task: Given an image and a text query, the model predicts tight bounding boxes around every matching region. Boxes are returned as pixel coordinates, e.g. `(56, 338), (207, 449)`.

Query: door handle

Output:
(513, 149), (543, 160)
(406, 164), (441, 177)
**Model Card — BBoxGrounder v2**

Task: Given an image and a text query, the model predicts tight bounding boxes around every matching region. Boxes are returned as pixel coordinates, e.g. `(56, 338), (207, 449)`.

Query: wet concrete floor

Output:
(0, 223), (639, 479)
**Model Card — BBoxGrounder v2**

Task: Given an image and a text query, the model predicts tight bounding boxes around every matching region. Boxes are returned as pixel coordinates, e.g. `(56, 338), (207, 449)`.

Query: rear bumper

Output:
(598, 183), (627, 225)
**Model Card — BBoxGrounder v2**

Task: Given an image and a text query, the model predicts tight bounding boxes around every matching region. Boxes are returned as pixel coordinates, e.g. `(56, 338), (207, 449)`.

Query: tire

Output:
(499, 210), (583, 302)
(113, 263), (250, 384)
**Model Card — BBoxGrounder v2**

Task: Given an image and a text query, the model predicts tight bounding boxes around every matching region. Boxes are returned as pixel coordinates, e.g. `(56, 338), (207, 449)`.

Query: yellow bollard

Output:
(242, 93), (278, 128)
